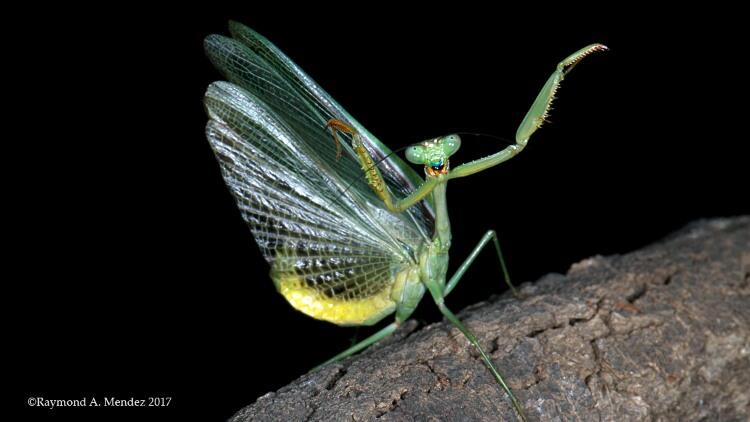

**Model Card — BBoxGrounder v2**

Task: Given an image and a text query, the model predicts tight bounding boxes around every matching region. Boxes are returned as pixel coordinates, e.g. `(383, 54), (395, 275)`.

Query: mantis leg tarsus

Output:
(326, 118), (355, 160)
(445, 229), (522, 299)
(329, 130), (343, 160)
(312, 321), (399, 371)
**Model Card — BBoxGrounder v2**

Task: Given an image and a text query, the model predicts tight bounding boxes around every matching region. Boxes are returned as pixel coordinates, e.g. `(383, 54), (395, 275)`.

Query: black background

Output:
(11, 3), (748, 421)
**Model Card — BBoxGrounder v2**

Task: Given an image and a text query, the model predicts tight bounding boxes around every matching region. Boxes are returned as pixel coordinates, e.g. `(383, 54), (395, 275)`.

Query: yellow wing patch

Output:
(274, 272), (396, 326)
(269, 242), (419, 326)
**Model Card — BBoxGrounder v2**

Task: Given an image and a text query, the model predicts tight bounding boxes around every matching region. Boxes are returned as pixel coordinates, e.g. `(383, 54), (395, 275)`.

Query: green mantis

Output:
(204, 21), (606, 421)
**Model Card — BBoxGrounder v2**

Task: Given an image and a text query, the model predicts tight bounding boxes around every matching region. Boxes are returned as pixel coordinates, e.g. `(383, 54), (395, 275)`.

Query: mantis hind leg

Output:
(431, 297), (527, 421)
(428, 232), (528, 420)
(445, 230), (520, 298)
(312, 321), (399, 371)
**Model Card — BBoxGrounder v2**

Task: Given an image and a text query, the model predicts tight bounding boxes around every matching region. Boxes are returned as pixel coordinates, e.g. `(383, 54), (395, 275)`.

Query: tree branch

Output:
(231, 217), (750, 421)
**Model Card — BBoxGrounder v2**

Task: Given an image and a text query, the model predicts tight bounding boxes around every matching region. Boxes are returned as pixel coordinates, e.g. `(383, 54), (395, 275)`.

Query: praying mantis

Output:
(203, 21), (606, 421)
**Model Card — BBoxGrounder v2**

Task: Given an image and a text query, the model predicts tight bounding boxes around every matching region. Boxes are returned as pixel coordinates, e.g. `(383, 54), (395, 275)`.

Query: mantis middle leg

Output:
(444, 229), (519, 298)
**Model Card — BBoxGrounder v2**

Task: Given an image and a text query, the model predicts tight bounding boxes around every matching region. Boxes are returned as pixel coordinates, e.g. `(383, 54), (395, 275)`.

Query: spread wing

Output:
(204, 21), (435, 235)
(205, 81), (421, 326)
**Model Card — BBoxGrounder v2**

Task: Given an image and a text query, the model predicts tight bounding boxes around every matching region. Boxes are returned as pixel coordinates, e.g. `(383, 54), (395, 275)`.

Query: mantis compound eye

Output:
(406, 145), (426, 164)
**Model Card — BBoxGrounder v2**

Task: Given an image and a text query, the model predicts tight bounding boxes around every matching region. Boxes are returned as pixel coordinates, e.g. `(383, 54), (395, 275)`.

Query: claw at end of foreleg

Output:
(560, 43), (609, 73)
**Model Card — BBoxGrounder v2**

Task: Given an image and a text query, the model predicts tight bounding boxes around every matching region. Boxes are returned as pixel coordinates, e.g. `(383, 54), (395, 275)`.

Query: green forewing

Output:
(204, 22), (434, 232)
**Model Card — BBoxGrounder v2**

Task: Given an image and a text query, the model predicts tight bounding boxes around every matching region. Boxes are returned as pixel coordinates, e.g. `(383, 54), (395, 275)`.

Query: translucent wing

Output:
(204, 22), (435, 235)
(205, 81), (421, 326)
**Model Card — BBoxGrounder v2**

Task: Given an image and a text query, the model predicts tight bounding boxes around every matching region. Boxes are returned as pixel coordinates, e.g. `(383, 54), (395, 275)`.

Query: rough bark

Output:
(231, 217), (750, 421)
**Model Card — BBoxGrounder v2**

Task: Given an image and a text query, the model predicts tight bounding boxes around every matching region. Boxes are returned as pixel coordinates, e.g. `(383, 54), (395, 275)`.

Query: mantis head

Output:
(405, 135), (461, 177)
